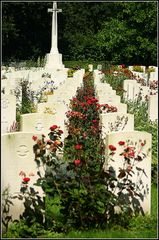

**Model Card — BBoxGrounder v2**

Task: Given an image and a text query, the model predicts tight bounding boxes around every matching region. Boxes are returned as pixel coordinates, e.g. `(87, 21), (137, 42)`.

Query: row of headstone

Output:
(94, 68), (152, 215)
(123, 79), (149, 102)
(1, 67), (70, 96)
(1, 68), (85, 135)
(123, 79), (158, 122)
(1, 68), (85, 221)
(95, 82), (128, 114)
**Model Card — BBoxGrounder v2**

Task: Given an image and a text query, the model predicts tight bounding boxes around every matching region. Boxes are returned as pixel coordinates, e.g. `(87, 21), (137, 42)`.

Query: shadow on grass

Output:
(62, 184), (158, 239)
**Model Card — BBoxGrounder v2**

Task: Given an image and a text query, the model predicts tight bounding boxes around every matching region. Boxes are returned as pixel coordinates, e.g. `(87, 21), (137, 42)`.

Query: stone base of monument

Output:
(45, 53), (65, 70)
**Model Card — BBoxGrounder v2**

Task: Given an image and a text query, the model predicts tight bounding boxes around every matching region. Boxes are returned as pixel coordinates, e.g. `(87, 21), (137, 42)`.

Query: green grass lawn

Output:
(64, 229), (156, 238)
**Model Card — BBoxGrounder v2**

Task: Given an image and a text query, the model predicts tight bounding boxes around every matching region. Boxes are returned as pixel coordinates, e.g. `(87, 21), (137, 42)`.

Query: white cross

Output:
(35, 120), (44, 131)
(17, 145), (29, 157)
(48, 2), (62, 54)
(48, 1), (62, 13)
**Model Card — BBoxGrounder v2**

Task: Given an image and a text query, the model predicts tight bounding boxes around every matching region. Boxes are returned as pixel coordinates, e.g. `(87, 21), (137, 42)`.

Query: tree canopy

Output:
(2, 1), (157, 65)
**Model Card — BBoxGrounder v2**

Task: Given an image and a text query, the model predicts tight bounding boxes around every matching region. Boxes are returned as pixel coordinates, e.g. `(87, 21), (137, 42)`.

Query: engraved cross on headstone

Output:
(35, 120), (44, 131)
(48, 2), (62, 54)
(17, 145), (29, 157)
(1, 99), (9, 109)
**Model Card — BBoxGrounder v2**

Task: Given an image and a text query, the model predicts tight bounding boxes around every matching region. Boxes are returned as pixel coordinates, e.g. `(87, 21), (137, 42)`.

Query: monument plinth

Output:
(45, 2), (64, 70)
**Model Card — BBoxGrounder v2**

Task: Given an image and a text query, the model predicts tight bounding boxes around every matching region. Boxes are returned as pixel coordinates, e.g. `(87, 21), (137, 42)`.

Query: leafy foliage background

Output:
(2, 1), (157, 65)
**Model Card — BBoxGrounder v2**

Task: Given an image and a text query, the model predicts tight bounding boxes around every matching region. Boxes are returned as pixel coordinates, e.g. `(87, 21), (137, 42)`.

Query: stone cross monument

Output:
(45, 1), (64, 70)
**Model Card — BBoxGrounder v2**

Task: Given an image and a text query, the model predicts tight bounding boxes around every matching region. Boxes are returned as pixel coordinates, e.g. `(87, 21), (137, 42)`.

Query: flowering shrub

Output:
(99, 103), (118, 113)
(61, 73), (148, 229)
(150, 80), (158, 90)
(101, 65), (134, 97)
(66, 110), (86, 120)
(102, 65), (134, 79)
(107, 139), (150, 215)
(149, 80), (158, 95)
(11, 169), (45, 226)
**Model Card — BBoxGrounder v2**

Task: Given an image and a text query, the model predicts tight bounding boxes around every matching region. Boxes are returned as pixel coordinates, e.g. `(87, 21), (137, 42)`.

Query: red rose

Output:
(108, 145), (116, 151)
(118, 141), (125, 145)
(87, 100), (92, 105)
(92, 119), (97, 123)
(81, 103), (85, 107)
(141, 142), (145, 146)
(74, 159), (81, 166)
(23, 177), (30, 183)
(74, 144), (83, 150)
(128, 151), (135, 158)
(50, 125), (58, 131)
(58, 129), (63, 134)
(32, 135), (37, 141)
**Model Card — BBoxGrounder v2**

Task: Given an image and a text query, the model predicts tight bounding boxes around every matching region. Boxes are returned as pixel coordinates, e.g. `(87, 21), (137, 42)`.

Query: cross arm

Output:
(48, 8), (62, 13)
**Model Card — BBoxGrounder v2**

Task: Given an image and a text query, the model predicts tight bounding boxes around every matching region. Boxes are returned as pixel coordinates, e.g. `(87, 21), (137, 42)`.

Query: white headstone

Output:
(28, 71), (43, 83)
(50, 69), (68, 85)
(95, 82), (112, 88)
(104, 131), (152, 214)
(93, 70), (102, 84)
(148, 95), (158, 122)
(149, 70), (158, 81)
(1, 132), (43, 220)
(101, 113), (134, 138)
(37, 102), (69, 139)
(98, 94), (121, 104)
(97, 89), (116, 97)
(1, 94), (16, 133)
(88, 64), (93, 72)
(97, 64), (102, 71)
(139, 85), (149, 102)
(20, 113), (58, 136)
(123, 79), (141, 101)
